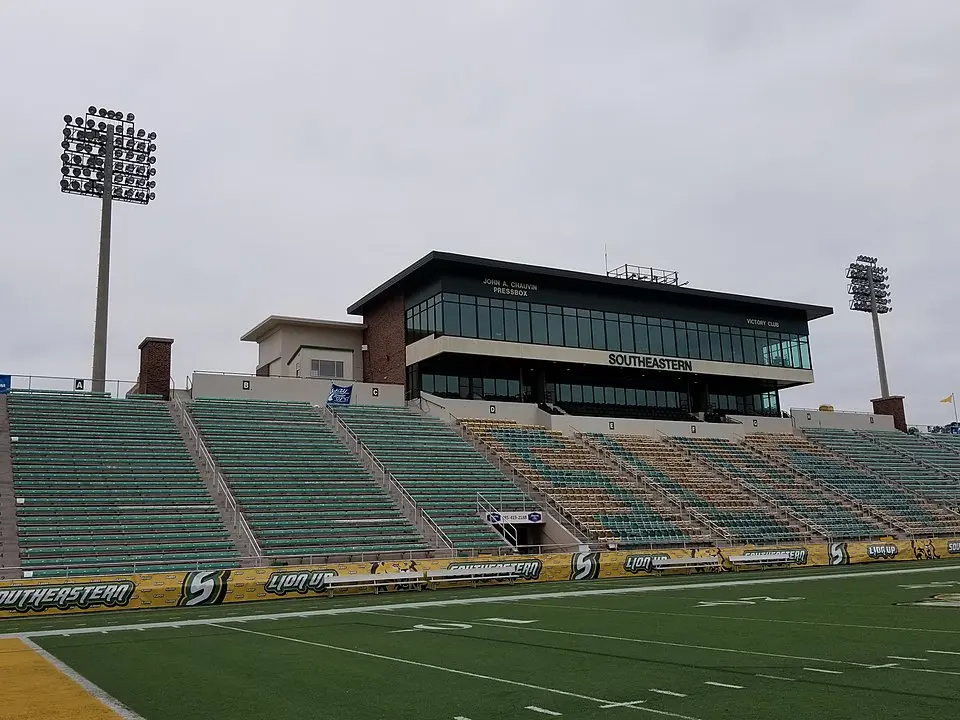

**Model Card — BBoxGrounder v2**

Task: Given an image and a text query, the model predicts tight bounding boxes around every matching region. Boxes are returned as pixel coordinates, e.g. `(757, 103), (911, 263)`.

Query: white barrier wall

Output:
(726, 415), (796, 434)
(790, 408), (894, 431)
(554, 414), (745, 440)
(418, 393), (547, 426)
(190, 373), (404, 406)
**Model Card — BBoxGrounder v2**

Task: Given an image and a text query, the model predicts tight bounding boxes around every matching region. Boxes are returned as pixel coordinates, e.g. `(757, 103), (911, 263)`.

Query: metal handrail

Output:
(173, 395), (262, 557)
(421, 510), (454, 550)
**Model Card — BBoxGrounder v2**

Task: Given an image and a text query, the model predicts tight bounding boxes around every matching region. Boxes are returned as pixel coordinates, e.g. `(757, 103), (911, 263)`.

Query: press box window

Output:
(310, 359), (345, 378)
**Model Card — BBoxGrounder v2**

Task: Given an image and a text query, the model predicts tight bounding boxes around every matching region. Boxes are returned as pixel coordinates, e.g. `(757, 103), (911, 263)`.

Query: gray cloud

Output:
(1, 1), (957, 424)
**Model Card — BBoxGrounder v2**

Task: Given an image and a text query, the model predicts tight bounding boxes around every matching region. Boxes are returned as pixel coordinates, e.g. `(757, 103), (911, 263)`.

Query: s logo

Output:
(570, 552), (601, 581)
(179, 570), (231, 607)
(829, 543), (850, 566)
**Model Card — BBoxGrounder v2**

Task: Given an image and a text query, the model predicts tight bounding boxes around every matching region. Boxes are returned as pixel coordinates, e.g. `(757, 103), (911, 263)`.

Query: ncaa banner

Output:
(326, 383), (353, 405)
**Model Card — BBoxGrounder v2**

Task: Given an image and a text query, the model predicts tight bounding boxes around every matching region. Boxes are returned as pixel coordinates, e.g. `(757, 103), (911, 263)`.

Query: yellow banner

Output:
(2, 537), (958, 618)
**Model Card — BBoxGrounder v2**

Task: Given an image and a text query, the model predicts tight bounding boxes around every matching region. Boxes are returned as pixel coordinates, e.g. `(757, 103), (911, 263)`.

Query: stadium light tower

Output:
(60, 107), (158, 393)
(847, 255), (892, 398)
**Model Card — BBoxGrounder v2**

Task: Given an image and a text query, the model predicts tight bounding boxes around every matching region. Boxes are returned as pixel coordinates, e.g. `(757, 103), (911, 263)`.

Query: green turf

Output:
(8, 562), (960, 720)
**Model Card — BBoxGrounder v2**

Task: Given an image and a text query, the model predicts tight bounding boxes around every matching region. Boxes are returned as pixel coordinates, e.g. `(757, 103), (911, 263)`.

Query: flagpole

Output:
(954, 393), (958, 424)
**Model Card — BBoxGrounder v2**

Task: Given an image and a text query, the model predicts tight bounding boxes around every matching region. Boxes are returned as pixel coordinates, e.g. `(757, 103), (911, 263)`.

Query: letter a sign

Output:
(74, 379), (85, 391)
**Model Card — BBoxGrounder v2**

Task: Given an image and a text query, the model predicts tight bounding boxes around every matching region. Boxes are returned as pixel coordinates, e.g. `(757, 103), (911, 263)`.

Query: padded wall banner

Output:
(326, 383), (353, 405)
(0, 375), (10, 394)
(2, 537), (959, 618)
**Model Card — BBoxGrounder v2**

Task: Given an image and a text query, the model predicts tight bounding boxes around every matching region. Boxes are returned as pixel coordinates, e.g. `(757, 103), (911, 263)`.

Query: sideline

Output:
(4, 562), (959, 640)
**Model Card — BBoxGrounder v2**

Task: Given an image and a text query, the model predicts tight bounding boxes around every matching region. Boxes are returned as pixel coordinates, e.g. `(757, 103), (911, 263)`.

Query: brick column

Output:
(138, 337), (174, 400)
(872, 395), (907, 432)
(362, 294), (406, 385)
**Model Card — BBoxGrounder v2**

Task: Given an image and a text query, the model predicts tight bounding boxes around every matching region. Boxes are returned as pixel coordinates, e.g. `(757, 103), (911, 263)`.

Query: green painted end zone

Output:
(7, 562), (960, 720)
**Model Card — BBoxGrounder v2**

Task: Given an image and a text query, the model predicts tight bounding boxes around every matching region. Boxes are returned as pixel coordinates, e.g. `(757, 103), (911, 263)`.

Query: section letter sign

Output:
(326, 383), (353, 406)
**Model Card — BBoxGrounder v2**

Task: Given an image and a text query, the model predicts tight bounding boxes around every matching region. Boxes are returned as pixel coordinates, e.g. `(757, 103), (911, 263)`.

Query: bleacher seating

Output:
(7, 390), (237, 577)
(334, 405), (526, 550)
(745, 433), (960, 535)
(465, 420), (704, 547)
(591, 435), (801, 544)
(188, 398), (426, 559)
(804, 428), (960, 512)
(861, 430), (960, 510)
(671, 437), (885, 539)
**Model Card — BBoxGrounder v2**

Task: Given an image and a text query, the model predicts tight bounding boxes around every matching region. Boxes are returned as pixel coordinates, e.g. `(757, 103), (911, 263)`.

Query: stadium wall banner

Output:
(0, 374), (10, 394)
(326, 383), (353, 405)
(2, 537), (958, 618)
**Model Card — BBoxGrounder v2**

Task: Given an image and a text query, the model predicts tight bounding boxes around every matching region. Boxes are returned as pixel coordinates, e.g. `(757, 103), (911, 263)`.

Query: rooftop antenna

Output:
(604, 243), (609, 274)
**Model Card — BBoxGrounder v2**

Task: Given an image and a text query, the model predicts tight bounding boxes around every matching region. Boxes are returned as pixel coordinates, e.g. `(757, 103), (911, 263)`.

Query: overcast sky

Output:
(2, 1), (958, 425)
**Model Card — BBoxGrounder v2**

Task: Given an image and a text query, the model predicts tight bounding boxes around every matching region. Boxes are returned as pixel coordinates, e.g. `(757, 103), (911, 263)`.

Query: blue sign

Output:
(527, 512), (542, 523)
(0, 375), (10, 394)
(326, 383), (353, 406)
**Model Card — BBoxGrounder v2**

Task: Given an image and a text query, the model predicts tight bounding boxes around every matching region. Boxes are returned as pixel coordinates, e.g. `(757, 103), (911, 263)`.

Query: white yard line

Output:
(4, 563), (959, 640)
(887, 656), (927, 662)
(704, 681), (743, 689)
(22, 638), (146, 720)
(649, 689), (687, 697)
(208, 623), (705, 720)
(928, 650), (960, 656)
(803, 668), (843, 675)
(756, 674), (794, 682)
(525, 706), (562, 716)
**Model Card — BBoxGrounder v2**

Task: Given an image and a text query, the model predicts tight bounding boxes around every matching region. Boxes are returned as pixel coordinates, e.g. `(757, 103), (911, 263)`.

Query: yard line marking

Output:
(454, 716), (472, 720)
(888, 656), (928, 662)
(523, 602), (960, 635)
(601, 700), (648, 709)
(376, 611), (879, 670)
(867, 663), (898, 669)
(526, 706), (562, 716)
(21, 638), (146, 720)
(756, 674), (794, 682)
(928, 650), (960, 655)
(900, 667), (960, 677)
(704, 681), (743, 689)
(649, 689), (687, 697)
(6, 563), (960, 641)
(208, 623), (704, 720)
(804, 667), (843, 675)
(484, 618), (538, 624)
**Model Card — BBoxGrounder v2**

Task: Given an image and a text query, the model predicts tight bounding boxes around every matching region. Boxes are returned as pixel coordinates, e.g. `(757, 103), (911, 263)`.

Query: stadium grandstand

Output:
(1, 250), (959, 581)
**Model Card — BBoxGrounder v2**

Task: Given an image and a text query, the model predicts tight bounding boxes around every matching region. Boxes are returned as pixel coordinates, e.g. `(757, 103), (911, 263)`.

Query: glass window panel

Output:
(483, 378), (495, 397)
(592, 318), (606, 349)
(460, 304), (477, 338)
(662, 326), (676, 356)
(459, 377), (470, 398)
(578, 316), (593, 349)
(710, 330), (721, 361)
(731, 329), (743, 363)
(564, 315), (579, 348)
(620, 321), (635, 353)
(799, 337), (810, 369)
(507, 379), (520, 398)
(422, 374), (435, 393)
(743, 333), (758, 364)
(604, 387), (616, 404)
(531, 303), (546, 313)
(577, 308), (590, 318)
(563, 307), (577, 316)
(548, 313), (564, 346)
(547, 305), (562, 315)
(626, 388), (637, 405)
(504, 308), (518, 342)
(490, 298), (503, 308)
(635, 322), (649, 353)
(582, 385), (594, 403)
(434, 375), (447, 394)
(648, 317), (661, 326)
(676, 325), (688, 357)
(426, 308), (435, 334)
(477, 305), (491, 339)
(496, 378), (508, 397)
(591, 310), (604, 320)
(477, 297), (489, 306)
(615, 387), (626, 405)
(606, 320), (621, 351)
(442, 293), (458, 302)
(699, 330), (711, 360)
(720, 332), (732, 362)
(667, 392), (678, 408)
(503, 300), (516, 309)
(461, 295), (476, 305)
(491, 307), (505, 340)
(531, 311), (548, 344)
(471, 378), (482, 398)
(790, 338), (801, 369)
(572, 385), (583, 402)
(649, 324), (663, 355)
(559, 383), (571, 402)
(443, 301), (460, 336)
(656, 390), (667, 407)
(687, 327), (700, 359)
(518, 309), (532, 343)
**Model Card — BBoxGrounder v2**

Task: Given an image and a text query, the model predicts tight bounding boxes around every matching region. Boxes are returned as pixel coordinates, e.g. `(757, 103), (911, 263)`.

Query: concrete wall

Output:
(726, 415), (796, 434)
(790, 408), (894, 431)
(191, 372), (403, 406)
(266, 325), (364, 380)
(554, 414), (745, 440)
(418, 393), (546, 425)
(290, 347), (356, 382)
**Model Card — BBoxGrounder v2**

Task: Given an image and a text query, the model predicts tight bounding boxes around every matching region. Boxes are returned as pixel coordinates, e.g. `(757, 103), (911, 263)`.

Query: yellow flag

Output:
(941, 393), (954, 404)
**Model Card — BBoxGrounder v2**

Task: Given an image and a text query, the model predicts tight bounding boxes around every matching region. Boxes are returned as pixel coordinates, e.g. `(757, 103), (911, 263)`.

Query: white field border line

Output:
(524, 602), (960, 636)
(208, 623), (703, 720)
(374, 611), (960, 678)
(21, 638), (146, 720)
(5, 562), (959, 641)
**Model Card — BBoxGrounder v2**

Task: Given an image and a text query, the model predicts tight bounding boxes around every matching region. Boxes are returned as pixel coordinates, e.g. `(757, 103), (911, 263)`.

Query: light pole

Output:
(61, 107), (157, 393)
(846, 255), (892, 398)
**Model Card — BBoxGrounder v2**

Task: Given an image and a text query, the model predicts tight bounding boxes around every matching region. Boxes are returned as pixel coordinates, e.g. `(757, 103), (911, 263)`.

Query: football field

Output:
(1, 561), (958, 720)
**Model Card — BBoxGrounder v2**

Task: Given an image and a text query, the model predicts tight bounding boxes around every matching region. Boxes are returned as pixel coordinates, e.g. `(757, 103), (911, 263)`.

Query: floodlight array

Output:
(60, 106), (157, 204)
(846, 256), (892, 314)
